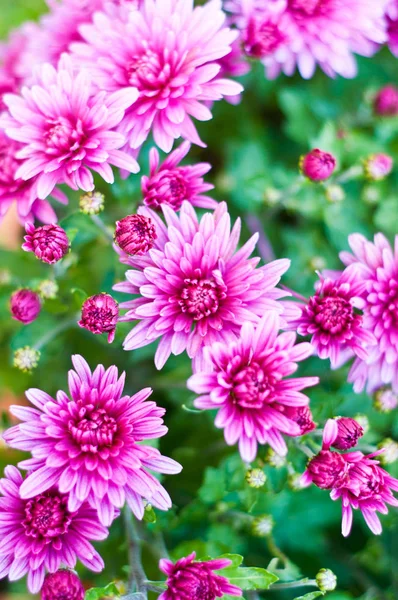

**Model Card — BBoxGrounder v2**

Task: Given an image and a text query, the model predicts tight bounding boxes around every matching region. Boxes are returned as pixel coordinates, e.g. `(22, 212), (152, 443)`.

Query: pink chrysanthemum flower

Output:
(1, 54), (139, 201)
(114, 201), (291, 370)
(78, 293), (119, 343)
(286, 267), (376, 368)
(141, 142), (217, 211)
(0, 466), (108, 594)
(115, 214), (157, 256)
(3, 355), (182, 526)
(10, 289), (41, 324)
(373, 84), (398, 116)
(71, 0), (243, 153)
(387, 0), (398, 56)
(340, 233), (398, 393)
(303, 419), (398, 536)
(188, 312), (319, 461)
(225, 0), (388, 79)
(22, 223), (70, 264)
(159, 552), (242, 600)
(41, 570), (85, 600)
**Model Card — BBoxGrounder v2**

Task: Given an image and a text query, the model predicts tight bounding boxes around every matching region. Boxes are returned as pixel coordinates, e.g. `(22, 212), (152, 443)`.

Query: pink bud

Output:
(332, 417), (364, 450)
(283, 405), (316, 435)
(115, 214), (157, 255)
(364, 154), (393, 181)
(10, 289), (41, 324)
(41, 570), (84, 600)
(300, 149), (336, 182)
(307, 450), (348, 489)
(78, 293), (119, 343)
(22, 223), (70, 264)
(373, 85), (398, 116)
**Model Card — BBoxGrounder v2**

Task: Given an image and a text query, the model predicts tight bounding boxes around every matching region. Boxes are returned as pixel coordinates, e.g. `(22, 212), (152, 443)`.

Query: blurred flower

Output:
(373, 84), (398, 115)
(0, 268), (11, 285)
(353, 414), (370, 434)
(387, 0), (398, 56)
(71, 0), (243, 153)
(114, 213), (157, 256)
(246, 468), (266, 487)
(3, 355), (182, 526)
(316, 569), (337, 592)
(374, 387), (398, 412)
(188, 312), (318, 461)
(10, 289), (41, 324)
(309, 256), (327, 271)
(79, 191), (105, 215)
(332, 417), (364, 450)
(115, 202), (291, 370)
(216, 38), (250, 105)
(364, 153), (393, 181)
(378, 438), (398, 465)
(159, 552), (242, 599)
(37, 279), (59, 300)
(252, 515), (274, 536)
(300, 149), (336, 182)
(1, 54), (139, 200)
(325, 184), (345, 203)
(362, 184), (381, 205)
(13, 346), (40, 373)
(78, 293), (119, 343)
(41, 570), (85, 600)
(23, 223), (70, 264)
(0, 466), (108, 594)
(141, 142), (217, 211)
(265, 448), (287, 468)
(288, 471), (307, 491)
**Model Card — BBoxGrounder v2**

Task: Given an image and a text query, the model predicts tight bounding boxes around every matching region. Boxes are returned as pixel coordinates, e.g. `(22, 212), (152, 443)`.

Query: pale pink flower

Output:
(3, 355), (182, 526)
(188, 312), (319, 461)
(141, 142), (217, 211)
(364, 153), (393, 181)
(225, 0), (388, 79)
(387, 0), (398, 56)
(114, 201), (291, 371)
(71, 0), (243, 153)
(1, 54), (139, 201)
(0, 466), (108, 594)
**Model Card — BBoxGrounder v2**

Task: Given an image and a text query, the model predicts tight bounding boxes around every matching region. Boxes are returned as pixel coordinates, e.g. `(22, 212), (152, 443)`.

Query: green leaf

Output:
(143, 506), (157, 523)
(217, 554), (243, 568)
(71, 287), (88, 310)
(198, 467), (226, 503)
(84, 582), (120, 600)
(219, 566), (278, 590)
(294, 592), (325, 600)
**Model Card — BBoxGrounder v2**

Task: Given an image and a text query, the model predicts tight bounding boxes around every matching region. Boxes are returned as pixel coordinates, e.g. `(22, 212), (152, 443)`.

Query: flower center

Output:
(245, 19), (284, 58)
(23, 492), (72, 539)
(179, 278), (226, 321)
(45, 117), (85, 154)
(127, 50), (164, 88)
(231, 361), (275, 409)
(158, 172), (188, 209)
(183, 566), (217, 600)
(288, 0), (325, 15)
(313, 294), (355, 334)
(69, 407), (118, 452)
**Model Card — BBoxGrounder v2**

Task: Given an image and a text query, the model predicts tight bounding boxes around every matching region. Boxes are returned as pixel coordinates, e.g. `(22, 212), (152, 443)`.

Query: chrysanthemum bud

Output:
(307, 450), (348, 490)
(0, 268), (11, 285)
(288, 472), (306, 491)
(362, 184), (381, 205)
(115, 214), (157, 255)
(309, 256), (327, 271)
(37, 279), (59, 300)
(245, 468), (266, 488)
(374, 387), (398, 413)
(265, 448), (287, 469)
(364, 154), (393, 181)
(13, 346), (40, 373)
(252, 515), (274, 537)
(354, 414), (369, 434)
(41, 570), (85, 600)
(325, 184), (345, 203)
(316, 568), (337, 592)
(22, 223), (70, 264)
(264, 187), (282, 206)
(373, 85), (398, 116)
(79, 191), (105, 215)
(332, 417), (364, 450)
(115, 580), (128, 594)
(300, 149), (336, 182)
(10, 289), (41, 324)
(378, 439), (398, 465)
(78, 293), (119, 343)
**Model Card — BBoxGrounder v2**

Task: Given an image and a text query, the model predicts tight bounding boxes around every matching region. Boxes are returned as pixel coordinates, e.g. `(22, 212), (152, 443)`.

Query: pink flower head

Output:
(3, 355), (182, 526)
(373, 84), (398, 116)
(115, 214), (157, 256)
(333, 417), (364, 450)
(303, 419), (398, 536)
(286, 267), (376, 368)
(0, 466), (108, 594)
(22, 223), (70, 264)
(300, 149), (336, 182)
(226, 0), (387, 79)
(141, 142), (217, 211)
(387, 0), (398, 56)
(10, 289), (41, 324)
(41, 570), (85, 600)
(114, 201), (291, 371)
(159, 552), (242, 600)
(364, 153), (394, 181)
(340, 233), (398, 393)
(281, 405), (316, 435)
(1, 54), (139, 201)
(188, 312), (319, 461)
(78, 293), (119, 343)
(71, 0), (243, 153)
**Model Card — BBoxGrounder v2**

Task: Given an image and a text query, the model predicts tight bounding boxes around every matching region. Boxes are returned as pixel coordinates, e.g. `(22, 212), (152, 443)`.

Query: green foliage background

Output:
(1, 1), (398, 599)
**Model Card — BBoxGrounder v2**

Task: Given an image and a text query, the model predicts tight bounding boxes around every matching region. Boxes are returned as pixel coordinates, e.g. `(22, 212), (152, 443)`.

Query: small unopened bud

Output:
(0, 268), (11, 285)
(300, 149), (336, 182)
(80, 191), (105, 215)
(13, 347), (40, 373)
(265, 448), (287, 469)
(325, 184), (345, 203)
(115, 581), (128, 595)
(264, 187), (282, 206)
(362, 184), (381, 205)
(22, 223), (70, 264)
(374, 387), (398, 413)
(10, 289), (41, 324)
(41, 570), (84, 600)
(378, 439), (398, 465)
(245, 468), (266, 488)
(288, 472), (306, 491)
(332, 417), (363, 450)
(373, 85), (398, 116)
(78, 293), (119, 343)
(37, 279), (59, 300)
(316, 568), (337, 592)
(364, 154), (393, 181)
(309, 256), (327, 271)
(353, 414), (369, 434)
(115, 214), (157, 256)
(252, 515), (274, 537)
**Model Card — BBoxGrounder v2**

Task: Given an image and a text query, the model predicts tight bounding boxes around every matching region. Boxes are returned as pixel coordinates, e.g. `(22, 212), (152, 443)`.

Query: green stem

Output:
(266, 534), (290, 567)
(124, 508), (148, 598)
(270, 578), (318, 590)
(33, 315), (78, 351)
(91, 214), (114, 242)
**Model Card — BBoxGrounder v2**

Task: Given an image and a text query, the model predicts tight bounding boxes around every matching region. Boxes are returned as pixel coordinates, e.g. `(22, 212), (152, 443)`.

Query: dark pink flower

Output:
(159, 552), (242, 600)
(332, 417), (364, 450)
(306, 450), (350, 490)
(10, 289), (41, 324)
(300, 149), (336, 182)
(41, 570), (85, 600)
(114, 202), (291, 371)
(364, 153), (393, 181)
(115, 214), (157, 256)
(188, 312), (319, 461)
(22, 223), (70, 264)
(0, 466), (108, 594)
(3, 355), (182, 526)
(373, 84), (398, 116)
(71, 0), (243, 153)
(281, 405), (316, 436)
(1, 54), (139, 201)
(141, 142), (217, 211)
(78, 293), (119, 343)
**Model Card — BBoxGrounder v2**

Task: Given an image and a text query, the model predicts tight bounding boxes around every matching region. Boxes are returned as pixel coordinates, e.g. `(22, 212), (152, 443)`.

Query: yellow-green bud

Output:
(245, 468), (266, 488)
(265, 448), (287, 469)
(79, 191), (105, 215)
(252, 515), (274, 537)
(378, 439), (398, 465)
(316, 568), (337, 592)
(374, 387), (398, 413)
(325, 184), (345, 203)
(37, 279), (59, 300)
(0, 268), (11, 286)
(13, 347), (40, 373)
